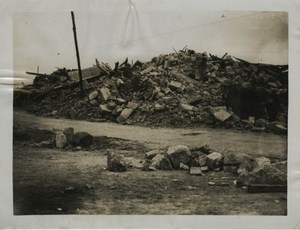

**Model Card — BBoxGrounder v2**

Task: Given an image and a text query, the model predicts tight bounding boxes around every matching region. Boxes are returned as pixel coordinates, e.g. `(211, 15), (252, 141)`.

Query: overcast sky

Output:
(13, 10), (288, 84)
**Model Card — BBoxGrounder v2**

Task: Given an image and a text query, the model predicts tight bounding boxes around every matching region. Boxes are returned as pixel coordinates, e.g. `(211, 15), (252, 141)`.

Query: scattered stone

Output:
(180, 103), (194, 112)
(127, 101), (139, 110)
(208, 181), (215, 186)
(107, 152), (127, 172)
(189, 95), (202, 105)
(145, 149), (161, 159)
(211, 106), (231, 122)
(223, 152), (252, 165)
(73, 132), (93, 147)
(179, 163), (189, 170)
(253, 157), (271, 172)
(107, 101), (117, 110)
(206, 152), (224, 170)
(116, 97), (127, 104)
(150, 154), (173, 170)
(55, 131), (68, 148)
(99, 104), (112, 113)
(88, 90), (98, 101)
(197, 153), (207, 166)
(141, 66), (155, 75)
(168, 80), (182, 90)
(98, 87), (111, 102)
(63, 127), (74, 143)
(154, 103), (165, 111)
(242, 164), (287, 185)
(189, 167), (203, 176)
(200, 166), (209, 172)
(166, 145), (191, 169)
(117, 108), (135, 122)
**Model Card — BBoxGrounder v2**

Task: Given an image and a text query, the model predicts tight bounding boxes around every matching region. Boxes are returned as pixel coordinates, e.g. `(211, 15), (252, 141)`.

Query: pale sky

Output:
(13, 11), (288, 84)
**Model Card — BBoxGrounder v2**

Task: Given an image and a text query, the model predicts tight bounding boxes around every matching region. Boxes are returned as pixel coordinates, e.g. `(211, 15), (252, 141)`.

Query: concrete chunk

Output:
(99, 87), (111, 102)
(88, 90), (98, 101)
(167, 145), (191, 169)
(206, 152), (224, 170)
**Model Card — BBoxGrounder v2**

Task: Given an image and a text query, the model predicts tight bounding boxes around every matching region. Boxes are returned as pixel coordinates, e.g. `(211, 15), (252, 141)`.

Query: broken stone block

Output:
(179, 103), (194, 112)
(63, 127), (74, 144)
(107, 101), (117, 110)
(150, 154), (173, 170)
(211, 106), (231, 122)
(189, 167), (203, 176)
(99, 104), (112, 113)
(116, 98), (127, 104)
(88, 90), (98, 101)
(162, 96), (178, 105)
(127, 101), (139, 110)
(248, 116), (255, 125)
(201, 166), (209, 172)
(117, 108), (135, 123)
(168, 80), (182, 91)
(179, 163), (189, 170)
(55, 131), (68, 148)
(206, 152), (224, 170)
(116, 78), (124, 87)
(141, 66), (154, 75)
(166, 145), (191, 169)
(107, 152), (127, 172)
(223, 152), (252, 165)
(239, 164), (287, 185)
(253, 157), (271, 172)
(98, 87), (111, 102)
(197, 153), (207, 166)
(73, 132), (93, 147)
(145, 149), (161, 159)
(154, 103), (165, 111)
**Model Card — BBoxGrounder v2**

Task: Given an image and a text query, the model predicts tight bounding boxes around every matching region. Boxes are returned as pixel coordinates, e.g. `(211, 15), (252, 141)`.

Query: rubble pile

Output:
(17, 49), (288, 133)
(140, 144), (287, 187)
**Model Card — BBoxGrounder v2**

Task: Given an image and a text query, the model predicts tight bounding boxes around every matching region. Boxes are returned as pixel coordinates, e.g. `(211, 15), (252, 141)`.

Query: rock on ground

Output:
(107, 152), (127, 172)
(166, 145), (191, 169)
(63, 127), (74, 143)
(206, 152), (224, 170)
(72, 132), (93, 147)
(55, 131), (68, 148)
(150, 154), (173, 170)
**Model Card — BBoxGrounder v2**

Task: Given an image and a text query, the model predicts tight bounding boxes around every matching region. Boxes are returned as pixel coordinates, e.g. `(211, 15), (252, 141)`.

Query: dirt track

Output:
(13, 110), (287, 215)
(14, 110), (287, 159)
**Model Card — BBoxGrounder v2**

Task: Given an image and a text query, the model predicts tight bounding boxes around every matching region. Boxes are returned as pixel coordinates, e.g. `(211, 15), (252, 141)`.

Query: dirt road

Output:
(13, 110), (288, 215)
(14, 110), (287, 159)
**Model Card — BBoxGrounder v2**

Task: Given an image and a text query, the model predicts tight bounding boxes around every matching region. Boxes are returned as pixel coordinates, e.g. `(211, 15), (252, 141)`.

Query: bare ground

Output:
(13, 111), (287, 215)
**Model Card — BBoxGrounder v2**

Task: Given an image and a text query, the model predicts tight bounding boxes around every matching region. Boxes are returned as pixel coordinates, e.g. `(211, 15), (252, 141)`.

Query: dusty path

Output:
(14, 110), (287, 159)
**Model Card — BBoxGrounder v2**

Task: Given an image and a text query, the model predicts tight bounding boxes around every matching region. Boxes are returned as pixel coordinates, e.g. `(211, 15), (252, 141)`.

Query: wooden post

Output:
(71, 11), (84, 96)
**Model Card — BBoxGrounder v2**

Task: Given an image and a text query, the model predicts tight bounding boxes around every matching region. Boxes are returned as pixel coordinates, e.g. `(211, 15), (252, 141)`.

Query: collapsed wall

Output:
(15, 49), (288, 133)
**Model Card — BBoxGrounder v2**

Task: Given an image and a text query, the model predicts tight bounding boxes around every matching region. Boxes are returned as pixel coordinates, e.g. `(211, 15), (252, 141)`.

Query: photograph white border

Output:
(0, 0), (299, 228)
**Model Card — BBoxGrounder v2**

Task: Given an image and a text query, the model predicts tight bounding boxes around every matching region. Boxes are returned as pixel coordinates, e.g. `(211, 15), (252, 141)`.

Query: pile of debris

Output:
(108, 144), (287, 192)
(16, 49), (288, 133)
